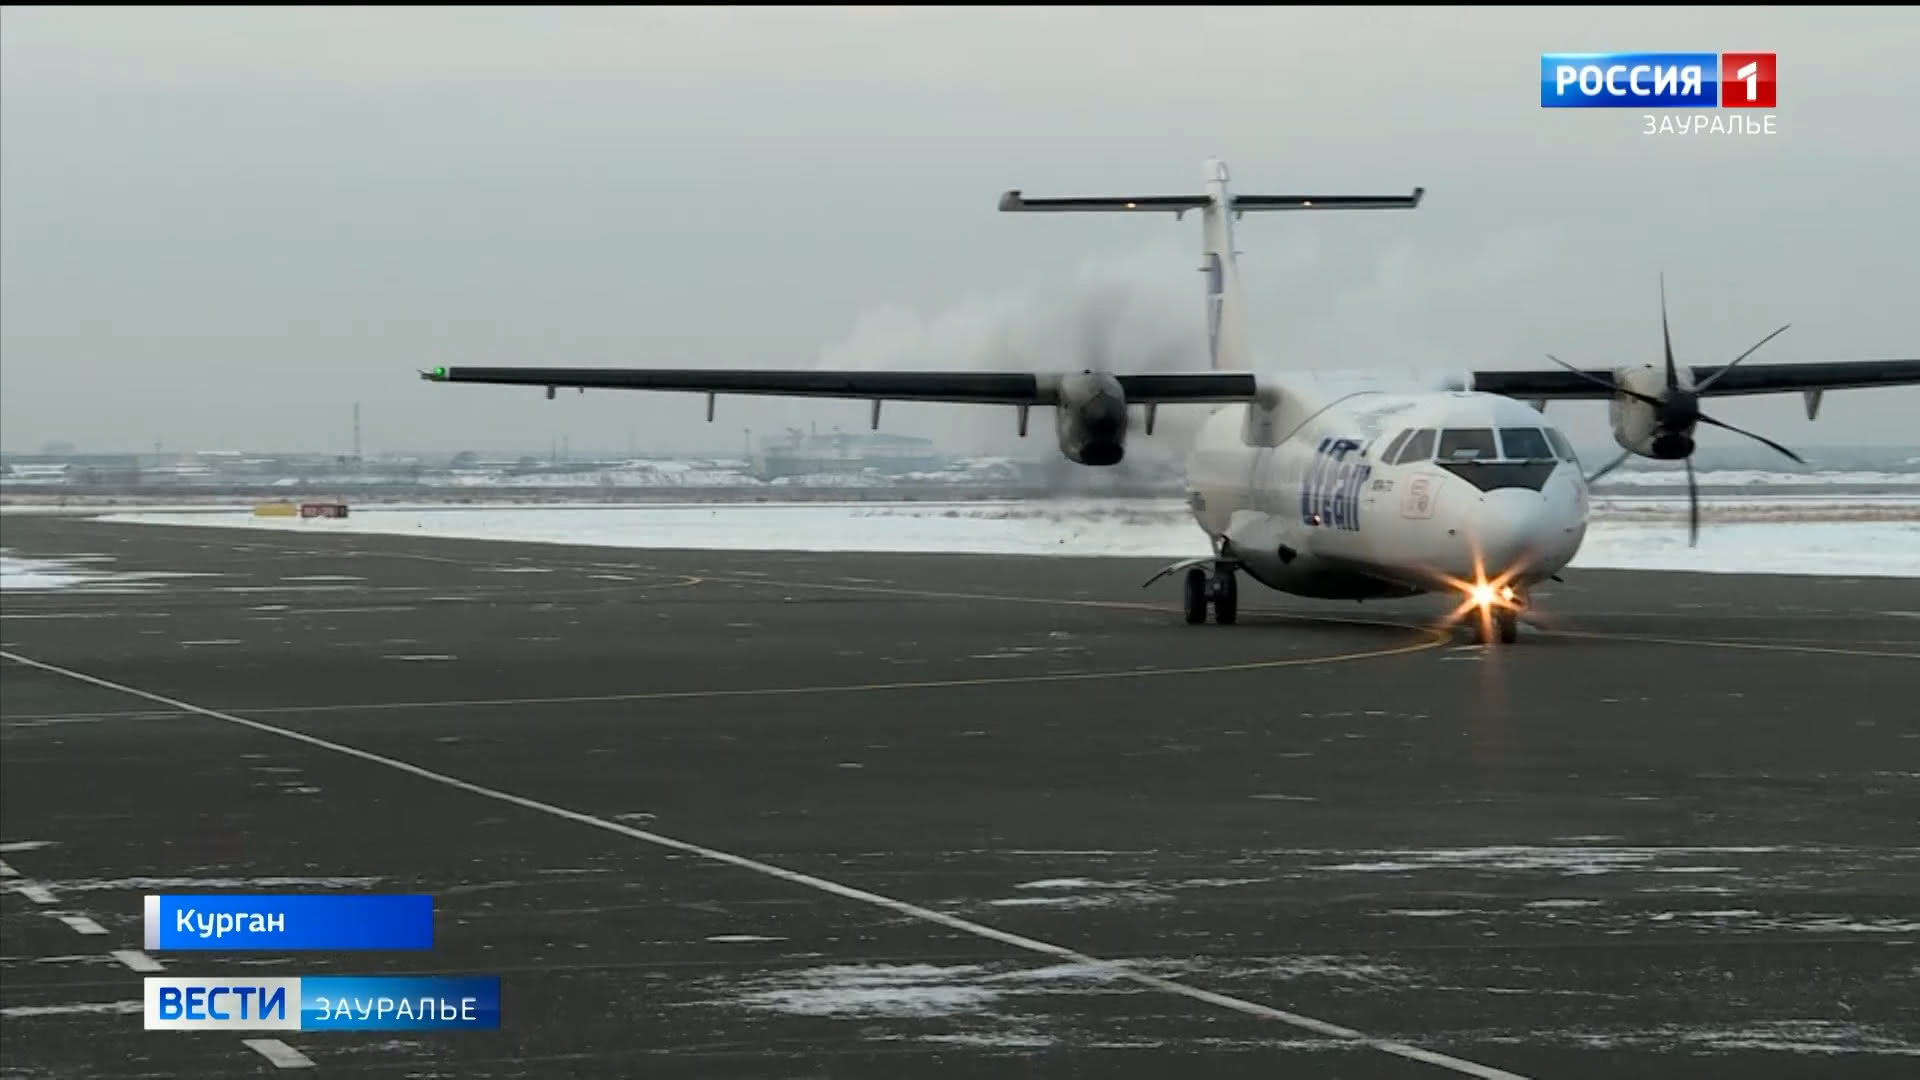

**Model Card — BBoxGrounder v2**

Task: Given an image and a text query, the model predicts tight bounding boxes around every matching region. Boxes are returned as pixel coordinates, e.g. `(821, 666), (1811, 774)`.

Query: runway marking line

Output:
(0, 631), (1449, 722)
(0, 847), (273, 1071)
(646, 571), (1920, 663)
(242, 1039), (315, 1069)
(111, 949), (163, 973)
(0, 860), (17, 877)
(1, 648), (1530, 1080)
(1540, 628), (1919, 661)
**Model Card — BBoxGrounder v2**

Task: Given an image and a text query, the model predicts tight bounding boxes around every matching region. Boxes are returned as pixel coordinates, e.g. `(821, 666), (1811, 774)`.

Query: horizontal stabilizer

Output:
(998, 190), (1424, 214)
(421, 366), (1261, 406)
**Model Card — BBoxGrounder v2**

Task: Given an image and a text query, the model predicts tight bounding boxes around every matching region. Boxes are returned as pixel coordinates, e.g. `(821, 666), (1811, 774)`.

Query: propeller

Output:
(1025, 282), (1195, 499)
(1545, 274), (1804, 547)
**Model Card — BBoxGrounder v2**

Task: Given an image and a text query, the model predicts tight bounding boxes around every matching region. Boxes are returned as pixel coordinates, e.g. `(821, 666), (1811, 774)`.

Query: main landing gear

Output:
(1142, 553), (1241, 626)
(1183, 564), (1238, 625)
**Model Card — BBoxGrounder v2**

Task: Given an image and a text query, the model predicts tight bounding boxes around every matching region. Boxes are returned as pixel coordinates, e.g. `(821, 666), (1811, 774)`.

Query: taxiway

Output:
(2, 514), (1917, 1078)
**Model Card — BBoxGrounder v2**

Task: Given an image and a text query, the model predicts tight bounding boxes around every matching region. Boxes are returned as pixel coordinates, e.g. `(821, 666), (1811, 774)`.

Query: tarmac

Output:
(2, 512), (1917, 1079)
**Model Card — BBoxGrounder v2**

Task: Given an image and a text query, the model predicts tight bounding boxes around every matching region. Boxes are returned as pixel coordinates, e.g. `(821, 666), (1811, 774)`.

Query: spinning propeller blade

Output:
(1560, 277), (1805, 548)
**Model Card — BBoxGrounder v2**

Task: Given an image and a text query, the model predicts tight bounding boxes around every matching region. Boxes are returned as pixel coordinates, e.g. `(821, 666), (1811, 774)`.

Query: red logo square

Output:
(1721, 52), (1776, 108)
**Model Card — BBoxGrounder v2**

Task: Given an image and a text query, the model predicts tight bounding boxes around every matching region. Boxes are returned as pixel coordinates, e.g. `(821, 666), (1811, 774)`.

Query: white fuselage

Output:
(1184, 379), (1589, 600)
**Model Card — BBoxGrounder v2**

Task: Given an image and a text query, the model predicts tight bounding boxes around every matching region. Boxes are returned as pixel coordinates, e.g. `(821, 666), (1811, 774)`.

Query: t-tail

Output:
(999, 158), (1425, 370)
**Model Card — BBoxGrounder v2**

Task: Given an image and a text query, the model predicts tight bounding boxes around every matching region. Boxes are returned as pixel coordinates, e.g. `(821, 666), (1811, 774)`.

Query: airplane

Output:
(418, 158), (1920, 645)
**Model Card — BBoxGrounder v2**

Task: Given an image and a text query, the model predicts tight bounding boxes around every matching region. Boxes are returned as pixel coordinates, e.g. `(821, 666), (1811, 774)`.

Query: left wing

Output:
(1471, 359), (1920, 400)
(419, 366), (1259, 404)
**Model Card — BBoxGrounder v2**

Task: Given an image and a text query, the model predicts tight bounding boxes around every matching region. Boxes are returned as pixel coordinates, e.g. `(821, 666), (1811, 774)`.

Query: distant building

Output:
(753, 428), (947, 480)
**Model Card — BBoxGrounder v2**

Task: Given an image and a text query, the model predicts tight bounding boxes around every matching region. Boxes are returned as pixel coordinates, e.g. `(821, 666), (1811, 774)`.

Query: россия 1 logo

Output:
(1539, 52), (1776, 136)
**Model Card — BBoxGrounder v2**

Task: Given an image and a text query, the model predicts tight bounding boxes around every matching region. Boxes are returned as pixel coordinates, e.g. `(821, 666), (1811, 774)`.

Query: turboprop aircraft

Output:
(419, 158), (1920, 644)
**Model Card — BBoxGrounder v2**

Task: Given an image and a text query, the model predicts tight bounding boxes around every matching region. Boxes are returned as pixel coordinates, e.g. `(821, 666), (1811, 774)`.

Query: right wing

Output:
(419, 366), (1260, 405)
(1470, 358), (1920, 400)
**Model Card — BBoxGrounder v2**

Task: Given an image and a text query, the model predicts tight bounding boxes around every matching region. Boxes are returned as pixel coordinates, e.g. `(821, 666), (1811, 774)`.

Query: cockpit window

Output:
(1379, 429), (1412, 464)
(1498, 427), (1555, 461)
(1437, 428), (1498, 461)
(1545, 428), (1579, 464)
(1393, 428), (1436, 464)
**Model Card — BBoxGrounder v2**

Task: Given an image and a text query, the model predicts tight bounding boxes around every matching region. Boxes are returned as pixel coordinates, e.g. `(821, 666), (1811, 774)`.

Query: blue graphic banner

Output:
(301, 975), (500, 1031)
(144, 894), (434, 951)
(144, 975), (500, 1031)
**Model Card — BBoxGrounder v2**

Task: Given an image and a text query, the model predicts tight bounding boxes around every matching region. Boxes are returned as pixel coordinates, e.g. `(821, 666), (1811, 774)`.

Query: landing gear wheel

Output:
(1211, 568), (1238, 625)
(1468, 609), (1520, 644)
(1183, 567), (1208, 625)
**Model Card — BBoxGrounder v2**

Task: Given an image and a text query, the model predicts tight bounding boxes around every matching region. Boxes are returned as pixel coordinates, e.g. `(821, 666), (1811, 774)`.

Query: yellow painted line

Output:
(692, 571), (1454, 638)
(2, 626), (1448, 719)
(1540, 628), (1920, 661)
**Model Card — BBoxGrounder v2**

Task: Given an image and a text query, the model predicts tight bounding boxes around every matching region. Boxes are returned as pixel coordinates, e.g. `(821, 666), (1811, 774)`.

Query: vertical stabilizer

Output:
(997, 162), (1424, 375)
(1199, 158), (1252, 371)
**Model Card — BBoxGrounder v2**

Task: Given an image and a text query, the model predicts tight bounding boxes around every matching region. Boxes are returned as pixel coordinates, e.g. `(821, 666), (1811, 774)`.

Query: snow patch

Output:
(84, 496), (1920, 577)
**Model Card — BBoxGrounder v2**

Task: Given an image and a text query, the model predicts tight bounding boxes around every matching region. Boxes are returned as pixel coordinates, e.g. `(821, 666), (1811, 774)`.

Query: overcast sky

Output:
(4, 5), (1917, 461)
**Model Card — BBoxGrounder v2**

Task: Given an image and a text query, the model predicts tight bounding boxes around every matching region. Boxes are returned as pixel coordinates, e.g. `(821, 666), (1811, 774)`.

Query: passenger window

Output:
(1380, 429), (1412, 464)
(1437, 428), (1497, 461)
(1395, 428), (1436, 464)
(1498, 427), (1554, 460)
(1545, 428), (1580, 464)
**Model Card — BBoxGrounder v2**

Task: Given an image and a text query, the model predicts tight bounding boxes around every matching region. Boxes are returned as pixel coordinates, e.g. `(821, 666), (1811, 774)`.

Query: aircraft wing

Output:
(1470, 359), (1920, 400)
(419, 366), (1260, 404)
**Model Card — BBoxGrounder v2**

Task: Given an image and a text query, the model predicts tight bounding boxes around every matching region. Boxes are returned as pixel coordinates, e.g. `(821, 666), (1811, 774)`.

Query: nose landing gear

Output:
(1464, 586), (1524, 645)
(1469, 607), (1519, 645)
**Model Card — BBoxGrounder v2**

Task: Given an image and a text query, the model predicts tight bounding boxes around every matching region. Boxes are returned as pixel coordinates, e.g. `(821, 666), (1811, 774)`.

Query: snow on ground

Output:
(0, 554), (95, 591)
(1596, 468), (1920, 489)
(58, 495), (1920, 580)
(0, 552), (222, 593)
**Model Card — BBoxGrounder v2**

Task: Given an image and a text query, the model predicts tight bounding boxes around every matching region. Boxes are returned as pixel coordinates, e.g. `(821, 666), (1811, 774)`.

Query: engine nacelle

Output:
(1607, 365), (1697, 460)
(1053, 371), (1128, 466)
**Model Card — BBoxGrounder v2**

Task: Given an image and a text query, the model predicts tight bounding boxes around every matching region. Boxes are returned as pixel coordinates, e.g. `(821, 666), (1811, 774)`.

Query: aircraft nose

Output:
(1466, 490), (1552, 575)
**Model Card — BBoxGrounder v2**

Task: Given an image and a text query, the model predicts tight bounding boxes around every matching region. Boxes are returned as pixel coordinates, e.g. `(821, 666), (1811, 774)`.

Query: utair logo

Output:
(1301, 437), (1369, 532)
(1539, 51), (1777, 138)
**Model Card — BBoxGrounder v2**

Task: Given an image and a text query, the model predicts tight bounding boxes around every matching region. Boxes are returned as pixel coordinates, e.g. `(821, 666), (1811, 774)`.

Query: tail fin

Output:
(1199, 159), (1249, 370)
(999, 159), (1425, 371)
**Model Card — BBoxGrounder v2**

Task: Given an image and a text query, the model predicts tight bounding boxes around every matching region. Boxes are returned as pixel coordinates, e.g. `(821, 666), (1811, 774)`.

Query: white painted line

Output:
(0, 999), (143, 1019)
(0, 648), (1531, 1080)
(18, 883), (57, 904)
(242, 1039), (315, 1069)
(59, 914), (107, 935)
(0, 859), (15, 877)
(0, 710), (179, 722)
(111, 949), (164, 973)
(0, 840), (55, 853)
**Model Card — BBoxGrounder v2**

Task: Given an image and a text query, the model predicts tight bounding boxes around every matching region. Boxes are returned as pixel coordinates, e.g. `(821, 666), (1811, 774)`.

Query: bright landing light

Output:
(1438, 548), (1523, 632)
